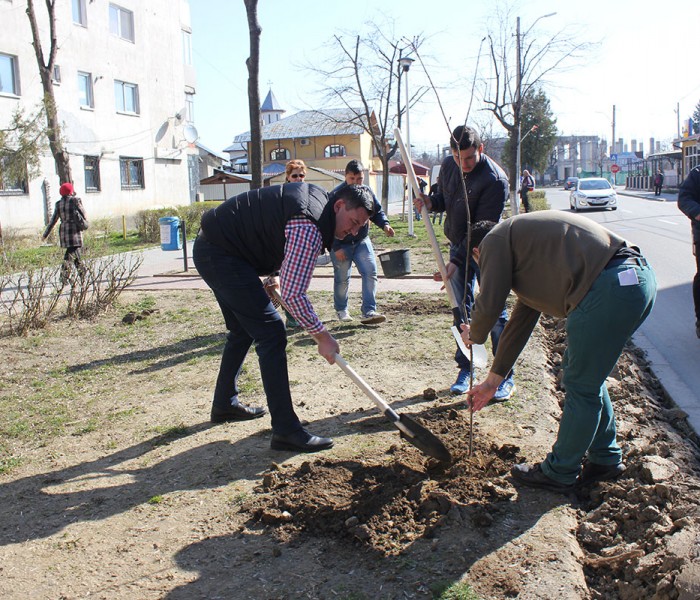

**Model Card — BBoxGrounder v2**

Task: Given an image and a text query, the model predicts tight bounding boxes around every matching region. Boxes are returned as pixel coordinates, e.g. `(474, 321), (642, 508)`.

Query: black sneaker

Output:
(511, 462), (574, 493)
(576, 461), (626, 487)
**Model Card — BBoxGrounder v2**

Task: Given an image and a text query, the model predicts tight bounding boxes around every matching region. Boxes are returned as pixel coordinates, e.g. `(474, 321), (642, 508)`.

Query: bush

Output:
(134, 202), (220, 244)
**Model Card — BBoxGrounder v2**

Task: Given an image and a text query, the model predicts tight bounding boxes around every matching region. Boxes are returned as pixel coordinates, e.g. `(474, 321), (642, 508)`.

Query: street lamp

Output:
(399, 55), (415, 236)
(514, 12), (556, 215)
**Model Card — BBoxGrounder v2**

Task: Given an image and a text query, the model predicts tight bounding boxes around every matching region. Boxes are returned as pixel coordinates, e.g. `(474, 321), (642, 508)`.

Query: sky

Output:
(189, 0), (700, 157)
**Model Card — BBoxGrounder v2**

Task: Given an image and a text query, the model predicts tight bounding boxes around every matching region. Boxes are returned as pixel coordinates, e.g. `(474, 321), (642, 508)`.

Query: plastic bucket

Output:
(378, 248), (411, 278)
(159, 216), (182, 251)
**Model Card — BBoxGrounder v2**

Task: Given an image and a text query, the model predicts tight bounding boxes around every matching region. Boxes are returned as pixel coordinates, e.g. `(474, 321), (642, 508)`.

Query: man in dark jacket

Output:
(678, 165), (700, 338)
(415, 125), (514, 399)
(330, 160), (394, 325)
(193, 183), (375, 452)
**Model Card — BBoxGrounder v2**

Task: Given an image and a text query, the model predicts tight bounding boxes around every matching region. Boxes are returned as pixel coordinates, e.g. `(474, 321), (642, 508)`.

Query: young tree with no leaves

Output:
(308, 24), (427, 210)
(243, 0), (263, 190)
(26, 0), (72, 185)
(481, 3), (591, 188)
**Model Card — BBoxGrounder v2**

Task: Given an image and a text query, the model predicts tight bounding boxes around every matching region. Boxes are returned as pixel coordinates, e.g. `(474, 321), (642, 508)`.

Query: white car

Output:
(569, 178), (617, 211)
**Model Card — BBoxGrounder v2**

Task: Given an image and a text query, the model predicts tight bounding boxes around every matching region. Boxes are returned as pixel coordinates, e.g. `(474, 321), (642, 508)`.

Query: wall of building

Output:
(0, 0), (196, 233)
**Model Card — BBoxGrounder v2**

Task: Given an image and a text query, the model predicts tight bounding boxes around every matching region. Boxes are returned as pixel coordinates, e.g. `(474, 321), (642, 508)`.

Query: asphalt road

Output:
(544, 187), (700, 435)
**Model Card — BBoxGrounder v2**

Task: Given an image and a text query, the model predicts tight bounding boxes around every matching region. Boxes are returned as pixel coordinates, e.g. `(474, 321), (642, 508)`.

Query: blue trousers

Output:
(542, 260), (657, 484)
(451, 256), (509, 373)
(331, 237), (378, 315)
(192, 236), (302, 436)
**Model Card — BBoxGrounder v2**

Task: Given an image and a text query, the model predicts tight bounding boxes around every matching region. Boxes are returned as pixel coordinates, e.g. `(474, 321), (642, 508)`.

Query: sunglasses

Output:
(290, 173), (306, 179)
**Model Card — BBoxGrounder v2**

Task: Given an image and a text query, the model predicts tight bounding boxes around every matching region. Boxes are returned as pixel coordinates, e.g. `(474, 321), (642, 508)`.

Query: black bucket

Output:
(378, 249), (411, 278)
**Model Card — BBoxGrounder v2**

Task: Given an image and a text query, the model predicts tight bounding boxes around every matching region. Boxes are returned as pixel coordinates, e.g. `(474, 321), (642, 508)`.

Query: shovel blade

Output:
(397, 414), (452, 463)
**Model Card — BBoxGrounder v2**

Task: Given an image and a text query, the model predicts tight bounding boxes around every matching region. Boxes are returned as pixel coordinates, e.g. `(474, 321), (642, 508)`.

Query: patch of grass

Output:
(151, 423), (190, 446)
(147, 495), (164, 505)
(72, 419), (99, 436)
(431, 581), (480, 600)
(0, 455), (23, 475)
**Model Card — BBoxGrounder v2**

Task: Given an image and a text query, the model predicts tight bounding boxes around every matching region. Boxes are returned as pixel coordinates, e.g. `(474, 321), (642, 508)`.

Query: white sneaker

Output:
(337, 310), (353, 322)
(360, 311), (386, 325)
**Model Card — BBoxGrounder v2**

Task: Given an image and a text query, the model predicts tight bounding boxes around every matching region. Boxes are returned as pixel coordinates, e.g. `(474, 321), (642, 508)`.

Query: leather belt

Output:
(604, 255), (648, 270)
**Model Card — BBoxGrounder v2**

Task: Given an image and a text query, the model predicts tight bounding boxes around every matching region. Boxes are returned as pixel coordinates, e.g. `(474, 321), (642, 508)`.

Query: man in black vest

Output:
(194, 183), (375, 452)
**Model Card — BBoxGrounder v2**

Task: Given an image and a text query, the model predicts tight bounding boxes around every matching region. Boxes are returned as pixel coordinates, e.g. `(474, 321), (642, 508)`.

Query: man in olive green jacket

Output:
(461, 211), (657, 493)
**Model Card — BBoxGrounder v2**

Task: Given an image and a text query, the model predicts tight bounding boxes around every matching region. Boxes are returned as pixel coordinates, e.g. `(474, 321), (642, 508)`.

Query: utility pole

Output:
(612, 104), (616, 185)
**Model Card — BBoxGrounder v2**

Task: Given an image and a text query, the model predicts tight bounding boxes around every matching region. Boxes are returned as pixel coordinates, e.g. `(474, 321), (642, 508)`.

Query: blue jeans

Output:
(542, 260), (657, 485)
(450, 255), (509, 373)
(192, 236), (302, 436)
(331, 237), (378, 315)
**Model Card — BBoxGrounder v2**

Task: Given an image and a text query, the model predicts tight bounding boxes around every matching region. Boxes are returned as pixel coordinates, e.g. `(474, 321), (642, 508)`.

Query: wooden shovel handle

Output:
(394, 127), (459, 309)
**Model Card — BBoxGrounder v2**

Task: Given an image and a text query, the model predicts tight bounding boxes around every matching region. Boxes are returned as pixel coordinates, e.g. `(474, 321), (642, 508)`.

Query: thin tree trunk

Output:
(26, 0), (72, 184)
(244, 0), (263, 190)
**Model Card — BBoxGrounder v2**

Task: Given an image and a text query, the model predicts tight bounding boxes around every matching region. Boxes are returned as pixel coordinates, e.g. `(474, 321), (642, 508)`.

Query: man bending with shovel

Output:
(194, 183), (375, 453)
(461, 212), (656, 493)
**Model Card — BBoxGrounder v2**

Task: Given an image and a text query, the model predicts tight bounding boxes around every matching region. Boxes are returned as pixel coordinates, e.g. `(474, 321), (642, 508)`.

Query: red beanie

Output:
(59, 182), (74, 196)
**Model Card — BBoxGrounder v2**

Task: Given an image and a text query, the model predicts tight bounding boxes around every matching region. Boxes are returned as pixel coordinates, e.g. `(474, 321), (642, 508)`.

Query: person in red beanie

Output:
(43, 182), (89, 281)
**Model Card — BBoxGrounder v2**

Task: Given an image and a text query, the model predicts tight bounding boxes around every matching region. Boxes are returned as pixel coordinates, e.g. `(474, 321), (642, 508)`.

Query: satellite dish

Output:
(174, 106), (187, 124)
(183, 124), (199, 144)
(154, 120), (170, 144)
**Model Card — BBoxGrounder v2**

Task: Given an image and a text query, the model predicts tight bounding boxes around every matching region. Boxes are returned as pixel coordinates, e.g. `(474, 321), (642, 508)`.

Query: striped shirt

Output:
(280, 216), (324, 334)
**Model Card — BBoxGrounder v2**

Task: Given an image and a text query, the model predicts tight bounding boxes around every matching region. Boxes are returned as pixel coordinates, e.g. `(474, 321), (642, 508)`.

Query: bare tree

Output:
(26, 0), (72, 184)
(243, 0), (263, 190)
(307, 24), (427, 209)
(481, 3), (591, 190)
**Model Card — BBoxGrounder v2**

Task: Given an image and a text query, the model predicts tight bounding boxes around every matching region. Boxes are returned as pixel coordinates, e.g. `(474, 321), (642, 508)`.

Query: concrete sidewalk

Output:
(617, 187), (678, 203)
(126, 242), (441, 295)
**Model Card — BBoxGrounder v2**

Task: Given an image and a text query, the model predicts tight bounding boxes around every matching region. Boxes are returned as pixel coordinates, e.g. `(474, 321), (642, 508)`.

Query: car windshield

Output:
(579, 180), (611, 191)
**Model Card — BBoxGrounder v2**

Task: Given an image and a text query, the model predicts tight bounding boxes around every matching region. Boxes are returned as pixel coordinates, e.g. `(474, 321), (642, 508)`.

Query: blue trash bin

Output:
(159, 216), (182, 251)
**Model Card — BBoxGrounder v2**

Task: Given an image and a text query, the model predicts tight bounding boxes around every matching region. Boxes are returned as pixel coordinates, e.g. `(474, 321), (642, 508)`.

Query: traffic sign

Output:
(611, 164), (620, 174)
(610, 153), (618, 162)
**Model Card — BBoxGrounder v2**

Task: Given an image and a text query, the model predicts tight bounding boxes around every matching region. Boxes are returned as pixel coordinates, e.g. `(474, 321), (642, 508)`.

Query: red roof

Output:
(388, 160), (430, 176)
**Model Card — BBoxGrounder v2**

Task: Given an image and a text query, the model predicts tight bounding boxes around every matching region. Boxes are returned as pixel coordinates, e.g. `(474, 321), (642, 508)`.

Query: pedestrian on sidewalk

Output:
(677, 165), (700, 338)
(330, 159), (394, 325)
(193, 182), (375, 453)
(414, 125), (515, 400)
(653, 169), (664, 196)
(42, 182), (89, 281)
(519, 169), (535, 213)
(460, 212), (657, 493)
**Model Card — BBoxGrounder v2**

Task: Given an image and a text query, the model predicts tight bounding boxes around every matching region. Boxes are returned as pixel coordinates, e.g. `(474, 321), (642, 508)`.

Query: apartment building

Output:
(0, 0), (197, 232)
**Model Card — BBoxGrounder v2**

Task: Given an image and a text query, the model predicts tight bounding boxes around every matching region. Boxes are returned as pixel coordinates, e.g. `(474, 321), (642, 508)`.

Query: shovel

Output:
(266, 285), (452, 462)
(393, 127), (487, 369)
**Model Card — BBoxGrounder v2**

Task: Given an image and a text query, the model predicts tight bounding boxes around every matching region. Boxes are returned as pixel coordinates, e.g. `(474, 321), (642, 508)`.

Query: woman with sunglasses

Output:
(285, 159), (307, 183)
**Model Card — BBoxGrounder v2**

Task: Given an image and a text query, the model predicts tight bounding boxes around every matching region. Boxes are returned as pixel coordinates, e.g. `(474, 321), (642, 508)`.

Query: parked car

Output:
(564, 177), (579, 190)
(569, 178), (617, 211)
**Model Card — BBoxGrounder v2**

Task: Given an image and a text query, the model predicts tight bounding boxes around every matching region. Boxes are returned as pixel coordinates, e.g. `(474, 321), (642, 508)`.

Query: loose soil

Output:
(0, 290), (699, 599)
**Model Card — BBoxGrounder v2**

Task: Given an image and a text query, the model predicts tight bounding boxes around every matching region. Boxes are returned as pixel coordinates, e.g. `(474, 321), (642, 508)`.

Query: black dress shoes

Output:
(270, 428), (334, 453)
(576, 461), (626, 487)
(210, 402), (266, 423)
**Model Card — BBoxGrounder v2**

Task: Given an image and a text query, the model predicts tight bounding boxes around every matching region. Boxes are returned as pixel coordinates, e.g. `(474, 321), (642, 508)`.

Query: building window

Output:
(182, 30), (192, 65)
(114, 80), (139, 114)
(72, 0), (87, 26)
(109, 4), (134, 42)
(52, 65), (61, 85)
(84, 156), (101, 191)
(324, 144), (346, 158)
(0, 53), (20, 95)
(270, 148), (290, 161)
(0, 155), (28, 194)
(119, 156), (144, 189)
(78, 72), (94, 108)
(185, 92), (194, 124)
